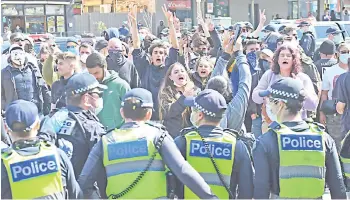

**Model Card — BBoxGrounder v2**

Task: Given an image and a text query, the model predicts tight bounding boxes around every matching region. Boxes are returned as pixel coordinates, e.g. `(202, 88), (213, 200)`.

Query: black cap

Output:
(278, 25), (286, 33)
(297, 21), (311, 27)
(184, 89), (227, 118)
(5, 100), (39, 132)
(263, 25), (276, 32)
(326, 26), (343, 35)
(243, 22), (254, 30)
(121, 88), (154, 108)
(319, 40), (336, 55)
(10, 33), (24, 42)
(95, 39), (108, 51)
(259, 78), (305, 101)
(65, 72), (107, 96)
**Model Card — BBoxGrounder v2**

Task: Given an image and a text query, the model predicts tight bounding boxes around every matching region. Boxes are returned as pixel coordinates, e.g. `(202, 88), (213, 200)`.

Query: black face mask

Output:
(196, 50), (208, 56)
(259, 59), (270, 72)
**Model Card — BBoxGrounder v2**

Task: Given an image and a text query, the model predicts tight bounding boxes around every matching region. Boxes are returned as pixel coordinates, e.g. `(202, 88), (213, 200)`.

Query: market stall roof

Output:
(1, 0), (72, 4)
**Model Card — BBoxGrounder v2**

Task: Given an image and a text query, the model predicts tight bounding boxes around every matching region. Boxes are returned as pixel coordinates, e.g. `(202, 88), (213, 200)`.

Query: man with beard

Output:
(87, 52), (130, 130)
(106, 37), (140, 88)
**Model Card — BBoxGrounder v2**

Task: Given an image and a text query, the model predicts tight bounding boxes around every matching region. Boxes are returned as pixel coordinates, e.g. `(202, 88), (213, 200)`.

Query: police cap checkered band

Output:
(270, 88), (299, 99)
(259, 77), (304, 101)
(66, 73), (106, 96)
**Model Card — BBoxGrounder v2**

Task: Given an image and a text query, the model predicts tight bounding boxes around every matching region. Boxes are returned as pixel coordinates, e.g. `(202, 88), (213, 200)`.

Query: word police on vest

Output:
(10, 155), (58, 182)
(108, 139), (149, 161)
(190, 140), (232, 160)
(281, 134), (323, 151)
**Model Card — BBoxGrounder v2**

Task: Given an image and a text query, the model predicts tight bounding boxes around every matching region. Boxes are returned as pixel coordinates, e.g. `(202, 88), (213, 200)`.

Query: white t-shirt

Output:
(321, 64), (347, 99)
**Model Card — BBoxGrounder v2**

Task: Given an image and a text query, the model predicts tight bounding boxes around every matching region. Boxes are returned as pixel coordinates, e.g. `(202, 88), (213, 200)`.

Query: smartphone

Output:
(233, 24), (242, 45)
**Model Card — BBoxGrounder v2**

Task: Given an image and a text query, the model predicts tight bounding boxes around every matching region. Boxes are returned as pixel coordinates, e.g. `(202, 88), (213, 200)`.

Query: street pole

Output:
(251, 0), (255, 27)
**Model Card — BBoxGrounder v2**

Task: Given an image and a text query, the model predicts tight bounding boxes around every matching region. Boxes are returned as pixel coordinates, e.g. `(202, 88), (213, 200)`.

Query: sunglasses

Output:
(66, 45), (76, 49)
(340, 51), (350, 54)
(14, 38), (24, 42)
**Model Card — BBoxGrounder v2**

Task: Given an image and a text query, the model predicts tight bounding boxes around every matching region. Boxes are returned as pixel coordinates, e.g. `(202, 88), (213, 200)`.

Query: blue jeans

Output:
(252, 116), (263, 139)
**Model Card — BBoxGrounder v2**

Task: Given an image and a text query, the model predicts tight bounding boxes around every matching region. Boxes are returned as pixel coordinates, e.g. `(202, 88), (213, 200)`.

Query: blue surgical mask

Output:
(259, 59), (270, 71)
(339, 53), (350, 64)
(67, 48), (78, 55)
(333, 34), (343, 44)
(139, 35), (145, 42)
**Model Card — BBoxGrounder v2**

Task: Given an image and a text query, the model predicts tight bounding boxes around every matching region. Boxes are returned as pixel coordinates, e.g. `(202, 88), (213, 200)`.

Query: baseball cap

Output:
(326, 26), (343, 35)
(215, 25), (225, 31)
(261, 48), (274, 58)
(278, 25), (286, 33)
(121, 88), (154, 108)
(95, 39), (108, 51)
(9, 44), (24, 53)
(243, 22), (254, 30)
(259, 77), (305, 101)
(65, 72), (107, 96)
(5, 100), (39, 132)
(263, 25), (276, 32)
(297, 21), (311, 27)
(184, 89), (227, 118)
(319, 40), (336, 55)
(67, 37), (79, 45)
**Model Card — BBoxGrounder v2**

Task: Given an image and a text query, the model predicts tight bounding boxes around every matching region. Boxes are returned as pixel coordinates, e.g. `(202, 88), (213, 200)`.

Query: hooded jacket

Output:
(97, 70), (130, 130)
(103, 28), (119, 41)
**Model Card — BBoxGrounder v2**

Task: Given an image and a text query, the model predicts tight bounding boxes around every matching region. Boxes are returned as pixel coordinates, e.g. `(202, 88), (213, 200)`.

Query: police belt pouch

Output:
(107, 132), (167, 199)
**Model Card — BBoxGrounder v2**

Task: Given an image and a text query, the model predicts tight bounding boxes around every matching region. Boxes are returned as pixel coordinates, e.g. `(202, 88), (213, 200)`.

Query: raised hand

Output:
(162, 4), (174, 23)
(259, 9), (266, 24)
(128, 4), (137, 23)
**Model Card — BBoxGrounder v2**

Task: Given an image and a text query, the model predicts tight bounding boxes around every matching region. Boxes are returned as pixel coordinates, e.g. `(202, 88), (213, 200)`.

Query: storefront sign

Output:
(167, 0), (191, 10)
(207, 2), (213, 13)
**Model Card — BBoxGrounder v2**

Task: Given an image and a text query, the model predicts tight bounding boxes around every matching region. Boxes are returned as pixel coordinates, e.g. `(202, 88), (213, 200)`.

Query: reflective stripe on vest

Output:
(1, 142), (63, 199)
(279, 165), (325, 179)
(184, 131), (236, 199)
(105, 159), (165, 177)
(33, 192), (65, 199)
(102, 125), (167, 199)
(275, 123), (326, 199)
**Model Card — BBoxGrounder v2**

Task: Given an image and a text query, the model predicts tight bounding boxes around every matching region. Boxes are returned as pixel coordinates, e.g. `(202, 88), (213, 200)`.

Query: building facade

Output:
(1, 0), (76, 36)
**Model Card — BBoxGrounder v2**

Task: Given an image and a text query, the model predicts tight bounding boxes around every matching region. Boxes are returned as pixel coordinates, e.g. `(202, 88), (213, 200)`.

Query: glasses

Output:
(67, 45), (76, 49)
(269, 97), (287, 104)
(340, 51), (350, 54)
(13, 38), (24, 42)
(88, 91), (103, 98)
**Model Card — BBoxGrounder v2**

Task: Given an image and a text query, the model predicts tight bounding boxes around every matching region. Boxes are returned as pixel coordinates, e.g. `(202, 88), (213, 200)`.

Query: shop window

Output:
(2, 5), (24, 15)
(46, 5), (64, 15)
(47, 16), (56, 33)
(214, 0), (229, 17)
(25, 5), (44, 15)
(57, 16), (65, 33)
(115, 0), (155, 13)
(26, 16), (45, 33)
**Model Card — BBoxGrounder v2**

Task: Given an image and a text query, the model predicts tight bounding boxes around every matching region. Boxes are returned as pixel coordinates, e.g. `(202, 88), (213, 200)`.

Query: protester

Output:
(86, 52), (130, 130)
(79, 42), (93, 72)
(158, 62), (197, 138)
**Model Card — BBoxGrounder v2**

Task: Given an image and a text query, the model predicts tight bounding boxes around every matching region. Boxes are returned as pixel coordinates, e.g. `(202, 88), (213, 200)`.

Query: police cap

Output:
(184, 89), (227, 118)
(259, 77), (305, 102)
(65, 72), (107, 96)
(121, 88), (154, 108)
(5, 100), (39, 132)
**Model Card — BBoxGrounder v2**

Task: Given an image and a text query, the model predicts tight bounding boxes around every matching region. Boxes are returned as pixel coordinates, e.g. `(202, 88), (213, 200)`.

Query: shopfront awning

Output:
(1, 0), (72, 4)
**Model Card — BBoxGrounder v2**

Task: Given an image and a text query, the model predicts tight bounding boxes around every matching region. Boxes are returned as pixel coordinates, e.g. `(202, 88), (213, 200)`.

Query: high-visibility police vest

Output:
(184, 130), (236, 199)
(340, 130), (350, 188)
(1, 141), (63, 199)
(102, 124), (167, 199)
(272, 123), (326, 198)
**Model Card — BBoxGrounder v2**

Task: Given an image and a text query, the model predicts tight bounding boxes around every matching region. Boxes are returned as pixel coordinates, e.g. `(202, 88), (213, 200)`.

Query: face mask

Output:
(339, 53), (350, 64)
(139, 35), (145, 42)
(67, 48), (78, 55)
(190, 112), (199, 127)
(259, 59), (270, 71)
(94, 98), (104, 115)
(333, 34), (342, 44)
(80, 54), (88, 64)
(246, 51), (257, 69)
(266, 104), (278, 122)
(197, 50), (208, 56)
(10, 50), (25, 66)
(161, 36), (169, 42)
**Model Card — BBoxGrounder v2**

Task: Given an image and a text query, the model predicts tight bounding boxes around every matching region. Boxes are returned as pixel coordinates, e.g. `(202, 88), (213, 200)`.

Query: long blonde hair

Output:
(158, 62), (193, 120)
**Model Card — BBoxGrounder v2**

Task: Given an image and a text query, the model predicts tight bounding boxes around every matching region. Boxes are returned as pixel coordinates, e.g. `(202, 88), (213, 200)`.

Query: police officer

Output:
(174, 89), (254, 199)
(40, 72), (106, 179)
(298, 21), (316, 59)
(78, 88), (218, 199)
(1, 100), (82, 199)
(253, 78), (346, 199)
(340, 131), (350, 197)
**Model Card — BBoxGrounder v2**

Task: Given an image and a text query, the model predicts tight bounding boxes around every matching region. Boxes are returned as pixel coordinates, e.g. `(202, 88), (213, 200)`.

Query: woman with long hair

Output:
(191, 56), (215, 90)
(252, 43), (318, 132)
(158, 62), (197, 138)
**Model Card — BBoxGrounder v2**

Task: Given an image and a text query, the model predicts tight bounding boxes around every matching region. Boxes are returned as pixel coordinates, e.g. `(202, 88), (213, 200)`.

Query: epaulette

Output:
(180, 126), (197, 136)
(1, 147), (13, 157)
(145, 121), (167, 132)
(268, 121), (281, 130)
(312, 122), (326, 132)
